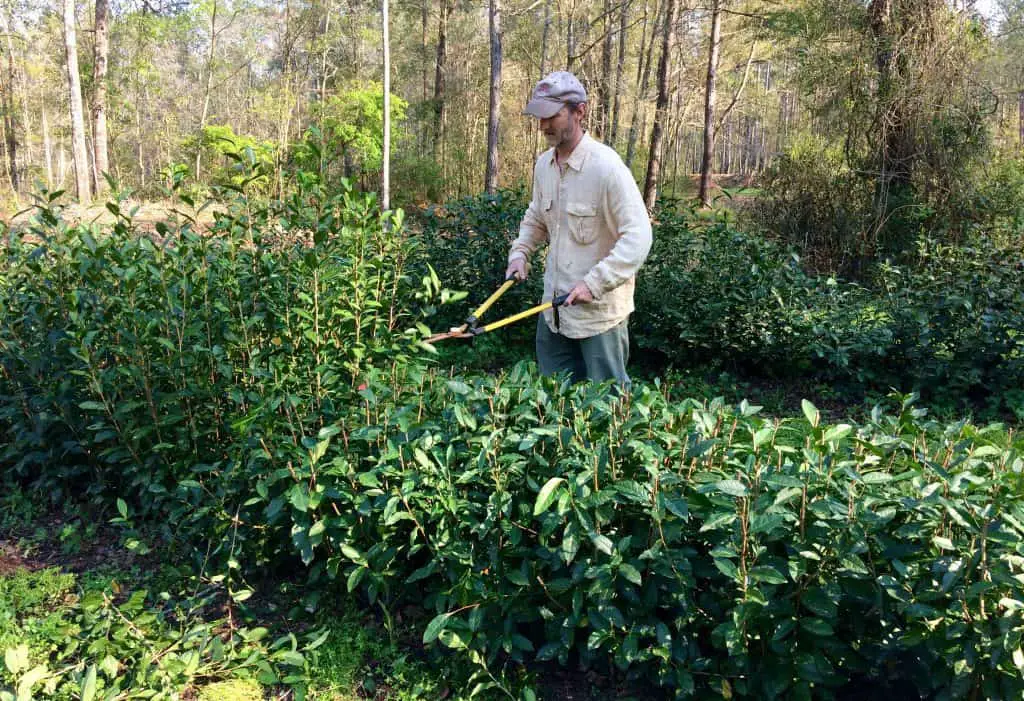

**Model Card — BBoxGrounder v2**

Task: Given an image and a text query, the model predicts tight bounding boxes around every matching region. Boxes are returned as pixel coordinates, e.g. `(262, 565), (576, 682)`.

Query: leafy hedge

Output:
(411, 193), (1023, 417)
(3, 187), (1024, 698)
(635, 207), (1024, 415)
(0, 181), (438, 518)
(412, 189), (539, 359)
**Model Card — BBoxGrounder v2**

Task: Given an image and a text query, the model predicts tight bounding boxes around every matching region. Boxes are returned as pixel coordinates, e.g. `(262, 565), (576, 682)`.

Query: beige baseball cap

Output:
(523, 71), (588, 119)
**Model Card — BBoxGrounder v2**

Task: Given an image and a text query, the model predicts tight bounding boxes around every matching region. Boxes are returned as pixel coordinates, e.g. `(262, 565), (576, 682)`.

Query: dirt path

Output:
(4, 199), (221, 236)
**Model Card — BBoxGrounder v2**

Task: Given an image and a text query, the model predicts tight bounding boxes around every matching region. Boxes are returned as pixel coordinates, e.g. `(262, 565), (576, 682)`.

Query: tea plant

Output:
(4, 178), (1024, 698)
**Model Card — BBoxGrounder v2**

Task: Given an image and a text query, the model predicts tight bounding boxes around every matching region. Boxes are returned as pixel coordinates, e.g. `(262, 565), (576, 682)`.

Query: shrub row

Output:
(3, 189), (1024, 698)
(635, 209), (1024, 416)
(411, 191), (1024, 416)
(0, 182), (435, 515)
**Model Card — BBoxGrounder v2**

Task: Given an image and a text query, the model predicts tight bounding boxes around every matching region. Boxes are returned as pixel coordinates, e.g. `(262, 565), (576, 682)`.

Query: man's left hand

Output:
(563, 280), (594, 306)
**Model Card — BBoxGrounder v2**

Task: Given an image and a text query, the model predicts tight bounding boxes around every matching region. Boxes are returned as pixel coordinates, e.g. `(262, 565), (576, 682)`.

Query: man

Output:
(506, 70), (652, 391)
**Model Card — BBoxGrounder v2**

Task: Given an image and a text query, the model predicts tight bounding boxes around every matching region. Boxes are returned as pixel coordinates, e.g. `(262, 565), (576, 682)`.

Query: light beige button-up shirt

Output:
(508, 133), (653, 339)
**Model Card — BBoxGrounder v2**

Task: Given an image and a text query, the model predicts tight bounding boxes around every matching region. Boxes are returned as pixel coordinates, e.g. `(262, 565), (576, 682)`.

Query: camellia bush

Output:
(3, 181), (1024, 699)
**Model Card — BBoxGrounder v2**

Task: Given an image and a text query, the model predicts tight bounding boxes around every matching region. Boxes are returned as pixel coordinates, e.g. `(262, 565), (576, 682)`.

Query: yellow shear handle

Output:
(467, 278), (516, 324)
(476, 294), (569, 335)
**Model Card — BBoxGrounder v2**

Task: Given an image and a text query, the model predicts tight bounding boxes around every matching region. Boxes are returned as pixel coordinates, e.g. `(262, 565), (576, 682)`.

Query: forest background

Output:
(4, 0), (1024, 223)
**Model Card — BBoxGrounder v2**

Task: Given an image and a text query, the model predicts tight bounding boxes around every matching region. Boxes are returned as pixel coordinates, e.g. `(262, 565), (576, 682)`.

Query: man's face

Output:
(539, 104), (584, 150)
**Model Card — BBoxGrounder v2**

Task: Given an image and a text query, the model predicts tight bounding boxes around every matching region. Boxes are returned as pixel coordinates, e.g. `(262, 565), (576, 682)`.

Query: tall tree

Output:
(0, 12), (17, 191)
(382, 0), (391, 210)
(41, 106), (52, 188)
(598, 0), (613, 138)
(195, 0), (239, 181)
(93, 0), (110, 194)
(626, 0), (657, 168)
(698, 0), (722, 207)
(63, 0), (90, 203)
(609, 0), (628, 147)
(642, 0), (677, 210)
(484, 0), (501, 194)
(433, 0), (450, 164)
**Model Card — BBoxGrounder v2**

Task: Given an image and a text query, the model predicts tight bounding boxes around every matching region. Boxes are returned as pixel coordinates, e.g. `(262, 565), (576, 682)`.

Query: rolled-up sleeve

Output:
(509, 168), (549, 264)
(582, 164), (652, 299)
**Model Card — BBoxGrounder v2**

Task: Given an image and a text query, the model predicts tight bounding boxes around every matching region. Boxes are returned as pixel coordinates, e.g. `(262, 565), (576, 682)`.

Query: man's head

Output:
(524, 71), (588, 151)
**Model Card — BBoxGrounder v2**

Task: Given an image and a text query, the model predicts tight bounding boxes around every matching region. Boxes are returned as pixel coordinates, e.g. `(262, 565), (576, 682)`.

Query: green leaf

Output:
(5, 645), (29, 674)
(821, 424), (852, 443)
(423, 613), (450, 643)
(714, 558), (739, 579)
(413, 448), (433, 470)
(341, 544), (365, 564)
(347, 567), (366, 592)
(618, 564), (642, 586)
(533, 477), (565, 516)
(288, 484), (309, 512)
(591, 534), (614, 555)
(81, 664), (97, 701)
(17, 665), (48, 701)
(714, 480), (748, 497)
(801, 399), (820, 428)
(800, 618), (833, 636)
(748, 566), (787, 585)
(99, 655), (119, 679)
(933, 536), (955, 550)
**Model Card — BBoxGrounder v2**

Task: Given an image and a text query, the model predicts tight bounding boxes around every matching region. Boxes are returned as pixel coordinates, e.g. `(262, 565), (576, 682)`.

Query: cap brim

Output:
(523, 97), (564, 119)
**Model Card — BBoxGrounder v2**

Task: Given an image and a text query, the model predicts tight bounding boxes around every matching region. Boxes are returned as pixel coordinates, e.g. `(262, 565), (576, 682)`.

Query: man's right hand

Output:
(505, 258), (527, 281)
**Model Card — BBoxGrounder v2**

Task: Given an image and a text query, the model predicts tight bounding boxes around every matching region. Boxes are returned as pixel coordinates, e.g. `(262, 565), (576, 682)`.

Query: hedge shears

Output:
(426, 277), (569, 343)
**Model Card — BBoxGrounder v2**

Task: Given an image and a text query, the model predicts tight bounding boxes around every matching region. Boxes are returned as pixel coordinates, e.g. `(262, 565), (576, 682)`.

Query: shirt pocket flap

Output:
(567, 202), (596, 217)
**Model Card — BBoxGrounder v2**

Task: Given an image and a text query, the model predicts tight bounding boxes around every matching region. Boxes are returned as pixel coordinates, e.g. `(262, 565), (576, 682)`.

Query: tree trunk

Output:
(597, 0), (613, 139)
(642, 0), (676, 211)
(59, 135), (67, 186)
(421, 1), (429, 103)
(196, 0), (219, 181)
(533, 0), (551, 162)
(0, 12), (18, 192)
(566, 0), (576, 69)
(1, 55), (16, 192)
(539, 0), (551, 79)
(626, 0), (657, 168)
(321, 1), (333, 103)
(136, 94), (145, 189)
(42, 105), (53, 188)
(698, 0), (722, 207)
(0, 121), (10, 192)
(63, 0), (90, 203)
(382, 0), (391, 210)
(610, 0), (629, 147)
(93, 0), (110, 194)
(484, 0), (502, 194)
(433, 0), (450, 164)
(1019, 91), (1024, 147)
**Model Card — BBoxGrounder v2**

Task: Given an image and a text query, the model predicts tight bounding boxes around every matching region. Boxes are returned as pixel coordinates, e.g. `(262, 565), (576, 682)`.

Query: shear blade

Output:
(425, 326), (473, 343)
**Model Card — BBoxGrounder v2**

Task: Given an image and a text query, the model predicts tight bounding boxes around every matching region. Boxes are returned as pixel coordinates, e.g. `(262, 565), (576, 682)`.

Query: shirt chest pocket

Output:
(567, 201), (599, 244)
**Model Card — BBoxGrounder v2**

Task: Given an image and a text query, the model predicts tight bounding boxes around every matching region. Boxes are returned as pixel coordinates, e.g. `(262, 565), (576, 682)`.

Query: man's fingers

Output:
(506, 261), (527, 281)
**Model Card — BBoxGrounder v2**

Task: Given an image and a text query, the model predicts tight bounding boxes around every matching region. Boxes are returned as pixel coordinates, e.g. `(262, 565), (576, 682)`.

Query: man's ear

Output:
(577, 102), (589, 122)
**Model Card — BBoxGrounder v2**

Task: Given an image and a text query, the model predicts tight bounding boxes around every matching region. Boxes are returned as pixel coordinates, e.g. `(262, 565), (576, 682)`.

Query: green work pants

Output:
(535, 315), (631, 391)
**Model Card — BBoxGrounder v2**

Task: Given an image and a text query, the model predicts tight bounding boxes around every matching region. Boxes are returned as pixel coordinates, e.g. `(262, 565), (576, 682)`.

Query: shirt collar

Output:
(547, 132), (592, 172)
